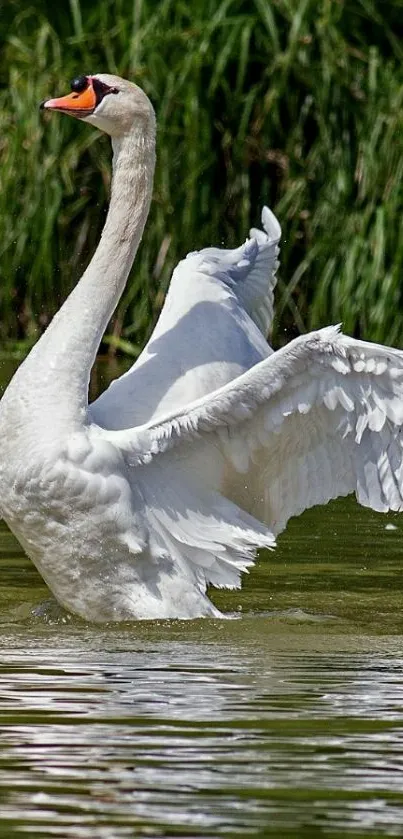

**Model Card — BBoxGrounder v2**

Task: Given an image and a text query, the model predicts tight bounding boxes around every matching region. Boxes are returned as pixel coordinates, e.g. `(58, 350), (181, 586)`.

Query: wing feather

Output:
(180, 205), (280, 336)
(95, 326), (403, 541)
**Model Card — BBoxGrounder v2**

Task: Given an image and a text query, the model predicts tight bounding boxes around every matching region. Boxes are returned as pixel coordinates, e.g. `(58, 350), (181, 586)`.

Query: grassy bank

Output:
(0, 0), (402, 353)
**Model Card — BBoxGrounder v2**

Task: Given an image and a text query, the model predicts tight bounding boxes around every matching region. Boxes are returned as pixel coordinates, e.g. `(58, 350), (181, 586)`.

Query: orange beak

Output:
(41, 81), (97, 118)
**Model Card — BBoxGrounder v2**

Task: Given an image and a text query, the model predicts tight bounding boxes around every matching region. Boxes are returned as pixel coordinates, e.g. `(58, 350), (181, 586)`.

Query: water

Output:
(1, 358), (403, 837)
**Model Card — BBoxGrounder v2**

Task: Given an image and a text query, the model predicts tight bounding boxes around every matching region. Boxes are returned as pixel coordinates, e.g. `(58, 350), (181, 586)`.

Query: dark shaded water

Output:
(1, 357), (403, 837)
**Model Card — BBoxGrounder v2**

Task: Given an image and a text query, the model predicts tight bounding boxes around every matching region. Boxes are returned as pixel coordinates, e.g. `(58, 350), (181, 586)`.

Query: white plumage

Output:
(0, 73), (403, 622)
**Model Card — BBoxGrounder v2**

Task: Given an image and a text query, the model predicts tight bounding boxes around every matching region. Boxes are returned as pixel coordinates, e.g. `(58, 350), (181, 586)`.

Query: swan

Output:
(1, 73), (403, 622)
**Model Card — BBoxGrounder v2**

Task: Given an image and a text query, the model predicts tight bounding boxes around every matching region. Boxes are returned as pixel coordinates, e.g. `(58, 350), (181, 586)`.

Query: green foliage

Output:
(0, 0), (402, 351)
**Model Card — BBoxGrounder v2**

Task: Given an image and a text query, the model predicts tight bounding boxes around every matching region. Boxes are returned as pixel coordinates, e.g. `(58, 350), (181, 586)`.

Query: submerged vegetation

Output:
(0, 0), (402, 353)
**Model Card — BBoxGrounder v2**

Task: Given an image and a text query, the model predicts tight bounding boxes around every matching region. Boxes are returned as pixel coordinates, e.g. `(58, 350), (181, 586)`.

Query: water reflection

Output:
(1, 625), (403, 837)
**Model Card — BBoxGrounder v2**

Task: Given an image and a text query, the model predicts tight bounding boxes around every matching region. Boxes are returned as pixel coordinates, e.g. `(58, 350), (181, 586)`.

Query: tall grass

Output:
(0, 0), (403, 352)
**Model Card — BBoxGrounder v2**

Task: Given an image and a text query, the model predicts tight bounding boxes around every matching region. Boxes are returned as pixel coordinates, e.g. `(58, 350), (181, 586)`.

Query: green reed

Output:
(0, 0), (402, 352)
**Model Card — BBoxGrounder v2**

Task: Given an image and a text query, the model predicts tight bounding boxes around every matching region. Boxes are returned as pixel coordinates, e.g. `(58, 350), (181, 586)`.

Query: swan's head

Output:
(41, 73), (154, 137)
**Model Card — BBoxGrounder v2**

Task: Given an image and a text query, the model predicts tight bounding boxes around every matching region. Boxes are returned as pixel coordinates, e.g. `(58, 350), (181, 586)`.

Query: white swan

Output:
(1, 73), (403, 622)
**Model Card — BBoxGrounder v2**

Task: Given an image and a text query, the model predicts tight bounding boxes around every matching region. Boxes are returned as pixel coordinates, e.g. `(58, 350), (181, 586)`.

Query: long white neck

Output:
(11, 115), (155, 427)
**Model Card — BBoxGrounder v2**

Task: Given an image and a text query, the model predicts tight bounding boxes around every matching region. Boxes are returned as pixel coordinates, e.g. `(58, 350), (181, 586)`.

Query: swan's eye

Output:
(70, 75), (88, 93)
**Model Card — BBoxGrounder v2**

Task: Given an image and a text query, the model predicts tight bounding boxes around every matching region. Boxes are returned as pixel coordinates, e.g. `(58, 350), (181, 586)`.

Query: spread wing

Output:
(90, 207), (280, 430)
(96, 326), (403, 539)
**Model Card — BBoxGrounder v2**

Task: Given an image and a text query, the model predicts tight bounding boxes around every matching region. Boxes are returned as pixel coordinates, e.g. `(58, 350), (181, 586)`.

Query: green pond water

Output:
(1, 357), (403, 838)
